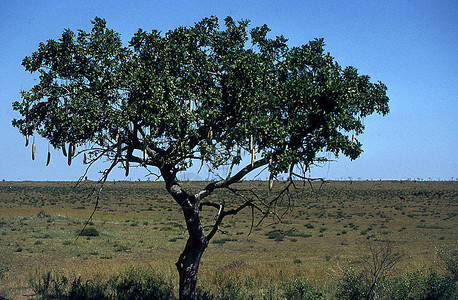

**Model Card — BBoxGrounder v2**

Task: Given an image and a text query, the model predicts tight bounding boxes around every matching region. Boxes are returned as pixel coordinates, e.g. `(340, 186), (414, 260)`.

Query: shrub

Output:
(31, 267), (175, 300)
(266, 230), (284, 240)
(31, 271), (108, 300)
(282, 279), (323, 300)
(197, 274), (247, 300)
(79, 227), (99, 237)
(381, 269), (456, 300)
(334, 268), (368, 300)
(437, 242), (458, 281)
(304, 222), (315, 229)
(37, 209), (48, 218)
(111, 267), (175, 300)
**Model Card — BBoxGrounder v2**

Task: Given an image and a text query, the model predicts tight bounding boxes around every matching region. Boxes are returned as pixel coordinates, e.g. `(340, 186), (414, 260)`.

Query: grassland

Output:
(0, 180), (456, 299)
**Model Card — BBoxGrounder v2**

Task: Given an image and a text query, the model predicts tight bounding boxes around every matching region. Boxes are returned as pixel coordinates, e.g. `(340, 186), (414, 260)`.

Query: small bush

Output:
(111, 267), (174, 300)
(335, 268), (368, 300)
(283, 279), (323, 300)
(197, 274), (247, 300)
(266, 230), (284, 240)
(37, 210), (49, 219)
(305, 222), (315, 229)
(113, 243), (130, 252)
(79, 227), (99, 237)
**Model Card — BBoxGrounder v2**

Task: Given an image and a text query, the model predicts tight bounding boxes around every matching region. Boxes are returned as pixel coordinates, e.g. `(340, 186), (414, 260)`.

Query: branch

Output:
(74, 147), (112, 187)
(200, 199), (264, 241)
(291, 171), (326, 191)
(76, 156), (120, 240)
(196, 156), (270, 201)
(200, 202), (224, 241)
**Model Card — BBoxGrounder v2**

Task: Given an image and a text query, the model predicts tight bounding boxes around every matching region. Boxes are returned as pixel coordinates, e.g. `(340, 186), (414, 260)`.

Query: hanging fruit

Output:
(62, 142), (67, 157)
(32, 141), (36, 161)
(125, 160), (130, 177)
(67, 143), (73, 166)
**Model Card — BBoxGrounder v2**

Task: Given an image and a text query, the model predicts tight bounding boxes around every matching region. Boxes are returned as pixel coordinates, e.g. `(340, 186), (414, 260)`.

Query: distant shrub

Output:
(37, 210), (48, 218)
(79, 227), (99, 237)
(212, 238), (237, 245)
(113, 242), (130, 252)
(304, 222), (315, 229)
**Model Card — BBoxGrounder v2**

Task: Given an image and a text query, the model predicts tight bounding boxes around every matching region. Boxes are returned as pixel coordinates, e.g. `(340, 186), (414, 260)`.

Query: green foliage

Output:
(12, 16), (389, 179)
(79, 227), (99, 237)
(110, 267), (175, 300)
(437, 242), (458, 281)
(335, 268), (368, 300)
(266, 229), (284, 242)
(335, 268), (456, 300)
(282, 279), (323, 300)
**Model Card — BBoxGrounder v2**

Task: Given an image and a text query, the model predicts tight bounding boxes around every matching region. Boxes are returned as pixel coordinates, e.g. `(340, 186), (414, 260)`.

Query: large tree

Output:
(12, 17), (389, 299)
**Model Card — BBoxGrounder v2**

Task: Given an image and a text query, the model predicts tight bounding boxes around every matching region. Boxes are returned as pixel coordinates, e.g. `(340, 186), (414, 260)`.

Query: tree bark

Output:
(176, 198), (208, 300)
(176, 238), (206, 300)
(160, 166), (210, 299)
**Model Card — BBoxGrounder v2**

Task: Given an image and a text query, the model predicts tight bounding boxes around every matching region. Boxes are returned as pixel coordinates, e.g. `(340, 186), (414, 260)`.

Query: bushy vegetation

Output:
(29, 266), (456, 300)
(31, 267), (175, 300)
(335, 268), (456, 300)
(79, 227), (100, 237)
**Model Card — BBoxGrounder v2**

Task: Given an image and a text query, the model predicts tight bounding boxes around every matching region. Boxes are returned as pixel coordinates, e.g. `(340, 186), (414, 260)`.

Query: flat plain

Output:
(0, 180), (456, 299)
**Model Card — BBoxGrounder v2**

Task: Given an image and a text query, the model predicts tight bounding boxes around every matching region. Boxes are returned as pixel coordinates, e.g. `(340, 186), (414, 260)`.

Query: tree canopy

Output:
(12, 16), (389, 299)
(13, 16), (388, 180)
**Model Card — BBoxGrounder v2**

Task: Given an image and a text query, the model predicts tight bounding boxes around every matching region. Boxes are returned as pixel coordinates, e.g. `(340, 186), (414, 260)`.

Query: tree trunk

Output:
(176, 239), (206, 300)
(161, 167), (208, 299)
(176, 203), (208, 300)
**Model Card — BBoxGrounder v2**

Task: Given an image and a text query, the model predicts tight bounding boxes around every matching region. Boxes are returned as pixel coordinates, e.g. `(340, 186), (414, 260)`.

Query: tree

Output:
(12, 17), (389, 299)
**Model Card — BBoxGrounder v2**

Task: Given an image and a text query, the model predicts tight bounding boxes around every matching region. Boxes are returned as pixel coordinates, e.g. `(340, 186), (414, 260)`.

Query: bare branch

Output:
(76, 156), (120, 241)
(291, 171), (326, 191)
(196, 156), (270, 201)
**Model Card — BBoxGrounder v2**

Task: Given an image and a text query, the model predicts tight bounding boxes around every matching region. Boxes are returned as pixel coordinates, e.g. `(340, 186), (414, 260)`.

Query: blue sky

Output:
(0, 0), (456, 181)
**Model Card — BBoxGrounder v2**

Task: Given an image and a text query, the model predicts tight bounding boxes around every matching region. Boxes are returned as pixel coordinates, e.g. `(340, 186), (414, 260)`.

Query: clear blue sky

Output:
(0, 0), (456, 181)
